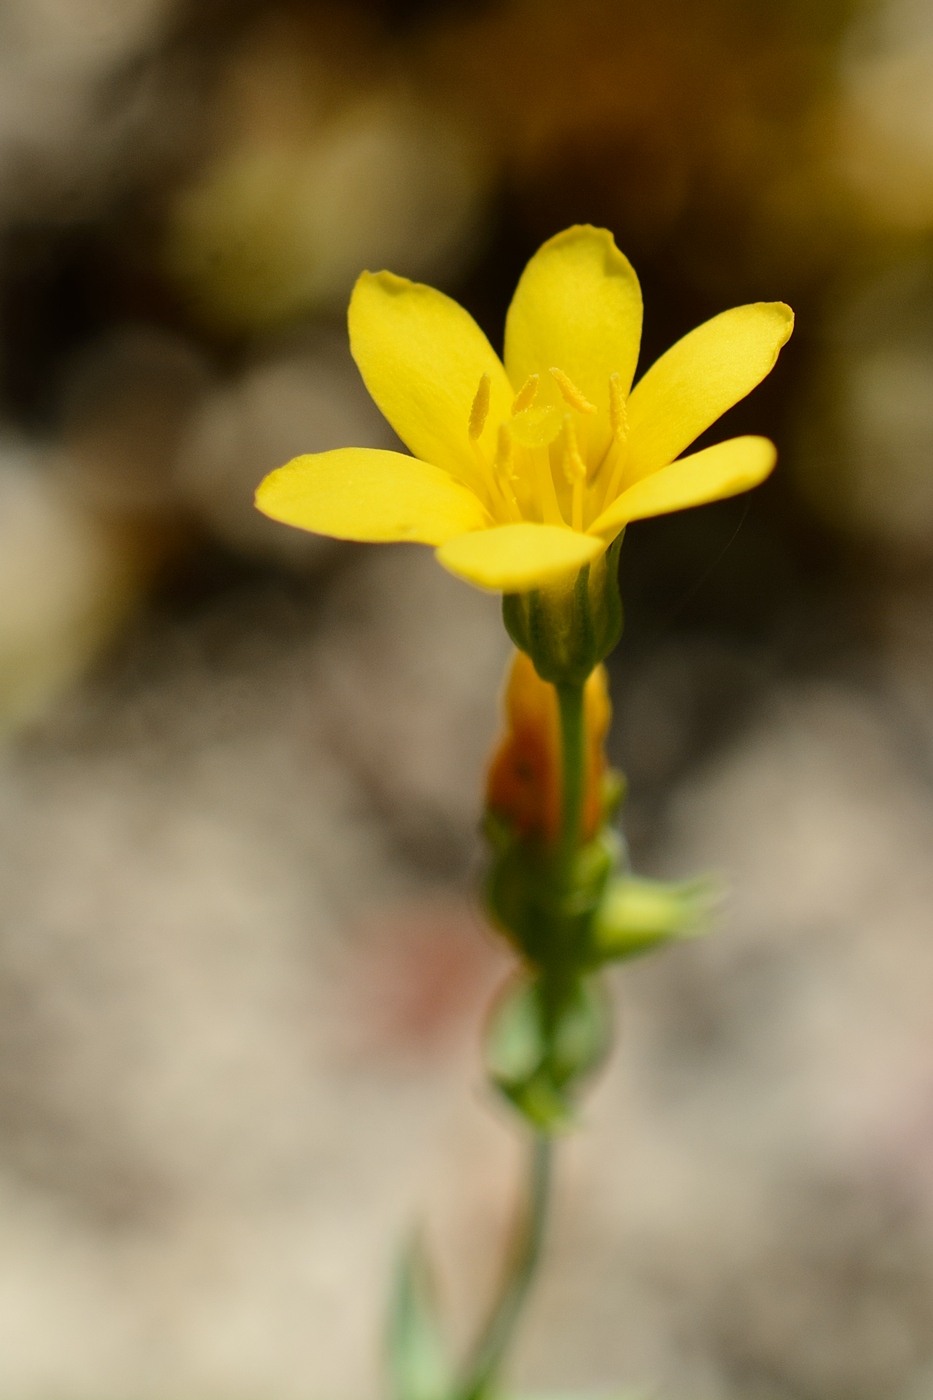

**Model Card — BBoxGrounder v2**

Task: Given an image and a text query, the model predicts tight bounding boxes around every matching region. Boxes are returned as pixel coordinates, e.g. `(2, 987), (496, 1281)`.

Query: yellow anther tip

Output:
(469, 372), (491, 440)
(511, 374), (539, 416)
(608, 372), (629, 439)
(549, 367), (597, 415)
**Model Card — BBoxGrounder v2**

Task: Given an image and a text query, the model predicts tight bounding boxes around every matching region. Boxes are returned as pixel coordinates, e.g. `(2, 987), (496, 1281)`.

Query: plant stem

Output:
(556, 681), (586, 866)
(454, 681), (585, 1399)
(456, 1132), (553, 1400)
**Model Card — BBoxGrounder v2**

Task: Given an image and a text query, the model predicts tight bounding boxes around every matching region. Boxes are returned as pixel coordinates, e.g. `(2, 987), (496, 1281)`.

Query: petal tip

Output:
(253, 460), (293, 518)
(350, 268), (415, 307)
(761, 300), (795, 346)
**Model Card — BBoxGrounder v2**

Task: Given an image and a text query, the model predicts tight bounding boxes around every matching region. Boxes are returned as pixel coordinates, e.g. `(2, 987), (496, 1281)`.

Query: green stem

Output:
(456, 1132), (553, 1400)
(556, 680), (586, 866)
(453, 683), (585, 1399)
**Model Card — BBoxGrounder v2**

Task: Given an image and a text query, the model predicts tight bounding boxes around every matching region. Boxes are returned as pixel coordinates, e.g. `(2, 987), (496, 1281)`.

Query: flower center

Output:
(467, 367), (630, 531)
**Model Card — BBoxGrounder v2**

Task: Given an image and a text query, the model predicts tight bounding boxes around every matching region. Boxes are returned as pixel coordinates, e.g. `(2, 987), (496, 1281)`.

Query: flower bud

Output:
(485, 649), (612, 848)
(593, 874), (718, 961)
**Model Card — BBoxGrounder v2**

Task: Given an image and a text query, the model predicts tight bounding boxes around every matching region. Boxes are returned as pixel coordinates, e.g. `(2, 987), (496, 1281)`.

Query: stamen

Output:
(550, 367), (596, 415)
(495, 423), (516, 480)
(492, 423), (521, 520)
(511, 374), (539, 416)
(559, 415), (587, 487)
(469, 373), (491, 440)
(608, 372), (629, 440)
(559, 415), (587, 532)
(599, 371), (632, 514)
(528, 446), (562, 525)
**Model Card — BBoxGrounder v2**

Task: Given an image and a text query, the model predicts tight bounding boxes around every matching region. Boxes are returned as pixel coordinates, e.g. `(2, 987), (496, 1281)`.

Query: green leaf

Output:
(593, 874), (718, 962)
(549, 975), (612, 1084)
(484, 976), (546, 1087)
(387, 1237), (453, 1400)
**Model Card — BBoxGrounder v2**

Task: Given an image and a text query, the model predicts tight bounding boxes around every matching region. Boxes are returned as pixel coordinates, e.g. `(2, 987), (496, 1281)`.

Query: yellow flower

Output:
(255, 225), (793, 593)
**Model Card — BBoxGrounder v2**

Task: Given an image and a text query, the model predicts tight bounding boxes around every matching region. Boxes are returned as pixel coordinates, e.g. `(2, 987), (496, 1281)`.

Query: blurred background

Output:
(3, 0), (933, 1396)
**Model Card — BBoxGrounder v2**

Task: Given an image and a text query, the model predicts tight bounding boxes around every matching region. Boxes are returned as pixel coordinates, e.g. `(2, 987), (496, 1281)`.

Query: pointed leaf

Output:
(387, 1237), (453, 1400)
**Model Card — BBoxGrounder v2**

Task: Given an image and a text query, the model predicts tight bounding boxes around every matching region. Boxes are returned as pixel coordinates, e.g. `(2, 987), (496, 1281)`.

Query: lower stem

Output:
(456, 1132), (554, 1400)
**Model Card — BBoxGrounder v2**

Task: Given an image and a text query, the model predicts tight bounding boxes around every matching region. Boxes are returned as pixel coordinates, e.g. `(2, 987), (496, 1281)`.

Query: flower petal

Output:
(588, 436), (777, 537)
(503, 225), (642, 468)
(624, 302), (793, 480)
(437, 522), (603, 592)
(256, 448), (490, 546)
(348, 271), (514, 487)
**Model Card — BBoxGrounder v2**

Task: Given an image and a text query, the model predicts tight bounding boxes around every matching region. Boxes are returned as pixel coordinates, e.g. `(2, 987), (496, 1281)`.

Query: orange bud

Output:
(486, 651), (611, 846)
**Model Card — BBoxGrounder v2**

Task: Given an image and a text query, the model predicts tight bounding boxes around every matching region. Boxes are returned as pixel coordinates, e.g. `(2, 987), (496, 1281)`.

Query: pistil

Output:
(559, 415), (587, 532)
(494, 424), (522, 521)
(597, 372), (631, 512)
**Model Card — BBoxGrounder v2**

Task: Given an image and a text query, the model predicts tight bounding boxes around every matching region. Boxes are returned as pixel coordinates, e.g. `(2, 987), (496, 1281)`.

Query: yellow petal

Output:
(348, 271), (514, 487)
(503, 226), (642, 468)
(625, 302), (793, 480)
(437, 522), (603, 592)
(588, 435), (777, 537)
(256, 448), (490, 546)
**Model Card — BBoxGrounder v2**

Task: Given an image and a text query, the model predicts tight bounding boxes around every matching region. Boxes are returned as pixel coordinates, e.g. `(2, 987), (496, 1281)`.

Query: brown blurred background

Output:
(3, 1), (933, 1396)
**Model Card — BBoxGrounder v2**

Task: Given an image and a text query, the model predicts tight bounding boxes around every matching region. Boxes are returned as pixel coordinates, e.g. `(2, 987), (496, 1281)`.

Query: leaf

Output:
(484, 975), (546, 1087)
(549, 976), (612, 1084)
(387, 1236), (453, 1400)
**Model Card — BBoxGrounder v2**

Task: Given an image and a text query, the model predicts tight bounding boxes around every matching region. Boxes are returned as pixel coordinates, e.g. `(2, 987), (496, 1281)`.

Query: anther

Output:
(469, 373), (491, 440)
(550, 367), (596, 415)
(511, 374), (539, 416)
(608, 372), (629, 440)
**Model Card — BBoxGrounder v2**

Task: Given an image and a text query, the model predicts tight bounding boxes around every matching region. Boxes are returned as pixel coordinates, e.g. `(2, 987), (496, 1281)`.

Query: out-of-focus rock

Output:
(420, 0), (861, 298)
(838, 0), (933, 231)
(1, 0), (173, 75)
(0, 444), (138, 731)
(793, 254), (933, 555)
(608, 636), (767, 854)
(175, 329), (396, 567)
(0, 0), (178, 220)
(56, 324), (214, 516)
(162, 11), (489, 333)
(878, 576), (933, 756)
(315, 544), (512, 874)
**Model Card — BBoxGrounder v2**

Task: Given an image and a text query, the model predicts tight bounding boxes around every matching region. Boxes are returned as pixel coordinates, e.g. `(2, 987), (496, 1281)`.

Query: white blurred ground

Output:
(0, 544), (933, 1399)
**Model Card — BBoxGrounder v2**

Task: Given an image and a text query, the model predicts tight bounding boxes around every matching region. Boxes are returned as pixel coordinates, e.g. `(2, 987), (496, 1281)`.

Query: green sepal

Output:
(484, 826), (620, 966)
(502, 533), (624, 685)
(484, 972), (612, 1131)
(387, 1236), (453, 1400)
(592, 874), (718, 962)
